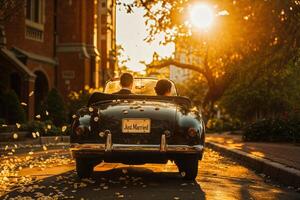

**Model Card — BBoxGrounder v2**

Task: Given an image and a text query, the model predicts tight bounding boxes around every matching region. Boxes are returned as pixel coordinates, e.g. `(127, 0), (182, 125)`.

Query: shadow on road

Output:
(3, 166), (206, 200)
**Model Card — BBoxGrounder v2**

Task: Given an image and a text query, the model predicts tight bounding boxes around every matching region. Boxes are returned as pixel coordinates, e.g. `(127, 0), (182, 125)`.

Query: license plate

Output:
(122, 118), (151, 133)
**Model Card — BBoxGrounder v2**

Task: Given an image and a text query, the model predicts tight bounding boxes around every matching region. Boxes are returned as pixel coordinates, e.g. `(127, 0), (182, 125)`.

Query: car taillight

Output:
(188, 127), (197, 137)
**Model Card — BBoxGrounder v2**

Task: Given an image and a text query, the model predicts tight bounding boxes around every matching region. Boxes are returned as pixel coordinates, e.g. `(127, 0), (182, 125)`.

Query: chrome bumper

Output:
(70, 133), (203, 154)
(70, 143), (204, 153)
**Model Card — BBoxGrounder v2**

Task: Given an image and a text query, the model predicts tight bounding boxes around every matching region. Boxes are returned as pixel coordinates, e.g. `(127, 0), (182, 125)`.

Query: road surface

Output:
(0, 147), (299, 200)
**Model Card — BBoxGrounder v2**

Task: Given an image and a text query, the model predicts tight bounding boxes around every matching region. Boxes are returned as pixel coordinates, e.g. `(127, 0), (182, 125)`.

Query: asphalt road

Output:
(1, 148), (300, 200)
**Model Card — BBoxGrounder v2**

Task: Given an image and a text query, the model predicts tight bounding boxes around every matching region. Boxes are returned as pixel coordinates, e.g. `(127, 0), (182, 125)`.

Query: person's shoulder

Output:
(114, 89), (132, 95)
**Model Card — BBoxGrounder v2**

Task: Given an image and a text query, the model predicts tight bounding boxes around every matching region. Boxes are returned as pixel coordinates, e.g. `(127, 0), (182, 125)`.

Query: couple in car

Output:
(113, 73), (172, 96)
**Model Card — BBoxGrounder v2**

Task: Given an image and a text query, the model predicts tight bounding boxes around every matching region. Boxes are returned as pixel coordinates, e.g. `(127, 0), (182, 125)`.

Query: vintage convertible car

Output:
(70, 78), (205, 180)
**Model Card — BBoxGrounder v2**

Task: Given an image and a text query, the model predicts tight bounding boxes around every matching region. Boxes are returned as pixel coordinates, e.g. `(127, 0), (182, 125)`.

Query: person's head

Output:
(119, 73), (133, 89)
(155, 79), (172, 96)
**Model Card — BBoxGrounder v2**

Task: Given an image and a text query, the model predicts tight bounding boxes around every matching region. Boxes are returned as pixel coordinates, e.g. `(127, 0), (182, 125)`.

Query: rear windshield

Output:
(104, 78), (177, 96)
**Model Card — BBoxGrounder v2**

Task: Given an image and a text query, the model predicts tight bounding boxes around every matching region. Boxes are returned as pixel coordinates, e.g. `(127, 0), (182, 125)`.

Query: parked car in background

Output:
(70, 78), (205, 180)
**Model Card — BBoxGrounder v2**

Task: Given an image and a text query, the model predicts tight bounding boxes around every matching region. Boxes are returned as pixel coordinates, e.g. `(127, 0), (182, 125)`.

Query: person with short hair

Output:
(113, 73), (134, 94)
(154, 79), (172, 96)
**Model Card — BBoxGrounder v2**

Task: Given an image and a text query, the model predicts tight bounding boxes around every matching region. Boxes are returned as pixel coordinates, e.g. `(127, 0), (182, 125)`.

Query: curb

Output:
(206, 141), (300, 188)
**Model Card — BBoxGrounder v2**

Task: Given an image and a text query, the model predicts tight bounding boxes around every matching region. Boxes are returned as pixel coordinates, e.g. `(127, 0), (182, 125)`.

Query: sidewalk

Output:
(206, 133), (300, 188)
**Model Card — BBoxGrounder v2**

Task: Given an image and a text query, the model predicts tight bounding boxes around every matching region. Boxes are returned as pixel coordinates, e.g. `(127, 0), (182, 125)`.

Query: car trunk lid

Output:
(92, 100), (177, 145)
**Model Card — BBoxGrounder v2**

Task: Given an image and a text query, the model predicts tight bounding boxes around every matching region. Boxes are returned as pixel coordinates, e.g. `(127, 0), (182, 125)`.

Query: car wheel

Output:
(76, 158), (95, 178)
(175, 155), (199, 180)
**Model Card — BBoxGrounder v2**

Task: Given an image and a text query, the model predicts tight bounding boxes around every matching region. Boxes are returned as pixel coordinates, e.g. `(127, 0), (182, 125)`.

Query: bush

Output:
(0, 118), (6, 125)
(66, 86), (100, 123)
(207, 118), (224, 132)
(28, 120), (70, 136)
(43, 89), (66, 126)
(1, 90), (26, 124)
(243, 116), (300, 142)
(206, 117), (242, 133)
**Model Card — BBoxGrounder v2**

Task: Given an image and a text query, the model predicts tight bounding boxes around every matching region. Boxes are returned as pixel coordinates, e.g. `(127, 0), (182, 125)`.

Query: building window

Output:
(26, 0), (43, 24)
(25, 0), (44, 41)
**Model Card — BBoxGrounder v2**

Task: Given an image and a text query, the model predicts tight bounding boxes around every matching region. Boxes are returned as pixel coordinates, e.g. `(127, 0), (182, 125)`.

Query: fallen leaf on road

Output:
(62, 126), (67, 132)
(12, 133), (18, 139)
(16, 123), (21, 129)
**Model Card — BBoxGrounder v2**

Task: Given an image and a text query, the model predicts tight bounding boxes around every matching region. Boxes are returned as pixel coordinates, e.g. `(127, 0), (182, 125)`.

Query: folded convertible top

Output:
(88, 92), (192, 108)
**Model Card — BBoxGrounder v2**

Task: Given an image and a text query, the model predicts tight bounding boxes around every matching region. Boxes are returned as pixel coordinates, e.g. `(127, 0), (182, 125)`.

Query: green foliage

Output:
(0, 118), (5, 125)
(44, 89), (66, 126)
(206, 118), (224, 132)
(221, 59), (300, 120)
(27, 120), (45, 136)
(27, 120), (70, 136)
(143, 0), (299, 111)
(176, 74), (208, 106)
(243, 115), (300, 142)
(206, 117), (242, 132)
(0, 123), (28, 133)
(66, 87), (94, 122)
(0, 90), (26, 124)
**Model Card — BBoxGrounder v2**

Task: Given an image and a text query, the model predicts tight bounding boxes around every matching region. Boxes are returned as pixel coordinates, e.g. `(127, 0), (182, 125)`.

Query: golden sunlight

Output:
(190, 4), (214, 29)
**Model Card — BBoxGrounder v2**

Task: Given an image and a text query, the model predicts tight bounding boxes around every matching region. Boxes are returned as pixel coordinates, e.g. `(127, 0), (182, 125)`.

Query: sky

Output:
(116, 3), (174, 73)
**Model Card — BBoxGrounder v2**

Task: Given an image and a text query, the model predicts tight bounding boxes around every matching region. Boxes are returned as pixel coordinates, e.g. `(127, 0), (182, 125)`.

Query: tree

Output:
(44, 89), (66, 126)
(121, 0), (300, 113)
(1, 90), (26, 124)
(116, 44), (132, 74)
(176, 72), (208, 106)
(221, 56), (300, 121)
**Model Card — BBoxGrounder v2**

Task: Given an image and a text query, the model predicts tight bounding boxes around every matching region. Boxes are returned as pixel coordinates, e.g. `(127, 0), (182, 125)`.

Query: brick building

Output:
(0, 0), (116, 121)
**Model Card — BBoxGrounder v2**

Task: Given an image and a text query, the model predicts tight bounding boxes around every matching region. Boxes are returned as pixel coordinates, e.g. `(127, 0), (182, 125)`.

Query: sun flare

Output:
(190, 4), (214, 29)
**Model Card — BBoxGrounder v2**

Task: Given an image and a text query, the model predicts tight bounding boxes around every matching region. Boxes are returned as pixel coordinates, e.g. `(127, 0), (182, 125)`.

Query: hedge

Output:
(243, 116), (300, 143)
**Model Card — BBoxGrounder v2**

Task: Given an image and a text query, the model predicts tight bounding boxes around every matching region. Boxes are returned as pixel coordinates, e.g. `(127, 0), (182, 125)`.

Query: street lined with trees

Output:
(135, 0), (300, 121)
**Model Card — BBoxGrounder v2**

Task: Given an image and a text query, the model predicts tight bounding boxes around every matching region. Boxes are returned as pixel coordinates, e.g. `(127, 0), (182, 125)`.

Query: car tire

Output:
(175, 155), (198, 180)
(76, 158), (95, 178)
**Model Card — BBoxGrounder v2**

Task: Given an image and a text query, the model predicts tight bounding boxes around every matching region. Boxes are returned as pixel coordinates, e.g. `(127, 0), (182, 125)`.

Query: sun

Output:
(190, 4), (214, 29)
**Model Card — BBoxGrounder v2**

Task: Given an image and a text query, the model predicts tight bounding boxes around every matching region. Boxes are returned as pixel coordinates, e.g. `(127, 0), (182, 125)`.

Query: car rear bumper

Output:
(70, 143), (204, 161)
(71, 143), (203, 153)
(70, 133), (204, 161)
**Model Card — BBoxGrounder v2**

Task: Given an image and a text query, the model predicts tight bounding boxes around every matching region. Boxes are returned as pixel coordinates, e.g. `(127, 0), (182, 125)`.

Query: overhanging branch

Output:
(147, 59), (205, 74)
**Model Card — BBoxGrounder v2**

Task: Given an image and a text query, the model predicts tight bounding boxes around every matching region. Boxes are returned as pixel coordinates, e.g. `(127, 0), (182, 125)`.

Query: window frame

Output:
(25, 0), (45, 42)
(25, 0), (45, 24)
